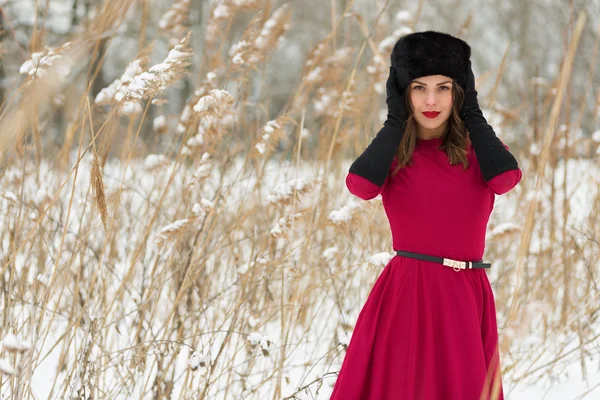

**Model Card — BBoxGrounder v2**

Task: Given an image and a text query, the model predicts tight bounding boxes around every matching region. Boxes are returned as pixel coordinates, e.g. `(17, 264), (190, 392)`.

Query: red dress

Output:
(331, 137), (522, 400)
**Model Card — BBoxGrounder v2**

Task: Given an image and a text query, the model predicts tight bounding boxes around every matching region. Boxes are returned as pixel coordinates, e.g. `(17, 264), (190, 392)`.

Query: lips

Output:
(422, 111), (441, 119)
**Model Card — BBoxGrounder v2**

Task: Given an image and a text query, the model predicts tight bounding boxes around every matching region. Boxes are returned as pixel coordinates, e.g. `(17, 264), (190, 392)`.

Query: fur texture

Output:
(391, 31), (471, 90)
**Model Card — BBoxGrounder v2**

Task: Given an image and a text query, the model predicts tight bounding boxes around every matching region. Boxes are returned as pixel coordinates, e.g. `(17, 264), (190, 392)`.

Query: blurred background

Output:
(0, 0), (599, 156)
(0, 0), (599, 399)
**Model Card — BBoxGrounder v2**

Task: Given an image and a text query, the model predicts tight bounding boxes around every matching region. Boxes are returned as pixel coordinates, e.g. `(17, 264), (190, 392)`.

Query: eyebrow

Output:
(412, 80), (453, 86)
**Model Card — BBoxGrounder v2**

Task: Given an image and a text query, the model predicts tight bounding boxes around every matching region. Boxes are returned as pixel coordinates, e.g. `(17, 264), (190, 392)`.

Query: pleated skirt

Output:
(330, 255), (504, 400)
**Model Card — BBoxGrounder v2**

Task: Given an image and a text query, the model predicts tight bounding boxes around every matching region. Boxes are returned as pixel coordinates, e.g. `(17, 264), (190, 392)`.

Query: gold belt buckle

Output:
(443, 258), (467, 272)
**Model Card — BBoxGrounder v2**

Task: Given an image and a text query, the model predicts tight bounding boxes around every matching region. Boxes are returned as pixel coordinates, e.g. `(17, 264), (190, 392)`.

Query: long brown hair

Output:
(391, 82), (469, 176)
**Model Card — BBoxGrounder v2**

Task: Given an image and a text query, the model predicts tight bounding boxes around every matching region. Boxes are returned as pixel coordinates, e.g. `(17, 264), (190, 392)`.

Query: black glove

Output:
(460, 61), (519, 182)
(348, 67), (409, 186)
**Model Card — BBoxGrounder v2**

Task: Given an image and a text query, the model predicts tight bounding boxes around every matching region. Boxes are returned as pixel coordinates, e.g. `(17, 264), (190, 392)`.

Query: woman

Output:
(330, 31), (521, 399)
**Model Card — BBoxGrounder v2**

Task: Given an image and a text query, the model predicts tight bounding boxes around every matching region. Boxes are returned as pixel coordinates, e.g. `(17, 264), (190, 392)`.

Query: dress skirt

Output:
(329, 255), (504, 400)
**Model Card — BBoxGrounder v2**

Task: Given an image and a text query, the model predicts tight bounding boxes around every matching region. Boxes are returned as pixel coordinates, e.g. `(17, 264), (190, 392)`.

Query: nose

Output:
(425, 91), (437, 106)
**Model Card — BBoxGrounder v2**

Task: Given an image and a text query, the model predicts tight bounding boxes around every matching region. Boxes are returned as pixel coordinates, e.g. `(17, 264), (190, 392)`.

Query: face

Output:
(409, 75), (453, 135)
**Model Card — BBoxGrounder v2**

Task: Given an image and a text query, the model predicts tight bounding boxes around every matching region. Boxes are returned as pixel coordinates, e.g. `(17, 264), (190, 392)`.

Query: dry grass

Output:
(0, 1), (599, 399)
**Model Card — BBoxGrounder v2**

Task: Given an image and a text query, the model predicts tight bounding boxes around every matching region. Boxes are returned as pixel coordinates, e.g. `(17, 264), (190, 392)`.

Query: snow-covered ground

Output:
(1, 152), (598, 399)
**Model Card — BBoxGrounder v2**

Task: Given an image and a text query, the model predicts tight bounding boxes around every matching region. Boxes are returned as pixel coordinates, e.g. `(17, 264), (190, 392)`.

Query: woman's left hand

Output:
(460, 61), (481, 121)
(458, 60), (520, 182)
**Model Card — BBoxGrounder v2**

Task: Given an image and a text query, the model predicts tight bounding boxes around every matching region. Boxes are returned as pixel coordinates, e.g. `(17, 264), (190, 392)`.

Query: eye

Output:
(412, 85), (425, 90)
(438, 86), (450, 90)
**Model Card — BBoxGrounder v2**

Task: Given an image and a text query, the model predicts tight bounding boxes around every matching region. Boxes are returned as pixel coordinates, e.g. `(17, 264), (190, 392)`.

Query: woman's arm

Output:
(346, 158), (397, 200)
(464, 114), (520, 183)
(461, 62), (521, 192)
(484, 141), (522, 194)
(346, 173), (385, 200)
(348, 119), (402, 187)
(346, 67), (407, 200)
(487, 169), (522, 195)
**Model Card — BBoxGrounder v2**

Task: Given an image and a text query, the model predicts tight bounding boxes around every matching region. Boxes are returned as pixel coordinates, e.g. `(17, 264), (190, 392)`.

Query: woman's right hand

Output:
(386, 67), (409, 122)
(347, 66), (409, 188)
(459, 61), (481, 121)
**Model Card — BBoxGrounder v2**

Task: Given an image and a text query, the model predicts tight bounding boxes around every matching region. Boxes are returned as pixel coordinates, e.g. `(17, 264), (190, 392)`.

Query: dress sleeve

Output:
(484, 142), (522, 195)
(346, 158), (398, 200)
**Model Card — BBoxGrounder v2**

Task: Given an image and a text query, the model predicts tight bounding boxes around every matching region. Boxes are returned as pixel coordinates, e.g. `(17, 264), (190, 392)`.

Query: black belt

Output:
(395, 250), (491, 271)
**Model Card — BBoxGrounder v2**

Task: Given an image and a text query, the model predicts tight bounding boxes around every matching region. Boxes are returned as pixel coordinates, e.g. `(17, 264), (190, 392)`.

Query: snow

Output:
(1, 333), (32, 353)
(192, 199), (213, 216)
(206, 71), (218, 82)
(18, 44), (73, 81)
(158, 218), (189, 234)
(487, 222), (521, 240)
(265, 178), (312, 204)
(1, 191), (19, 202)
(94, 59), (144, 105)
(264, 120), (280, 133)
(193, 89), (234, 113)
(378, 35), (398, 52)
(306, 66), (322, 82)
(271, 213), (302, 238)
(0, 150), (598, 399)
(213, 4), (230, 19)
(97, 36), (193, 113)
(233, 0), (259, 7)
(322, 246), (339, 261)
(193, 95), (216, 112)
(36, 273), (50, 286)
(188, 352), (207, 370)
(328, 200), (364, 224)
(247, 332), (275, 355)
(247, 332), (263, 346)
(192, 154), (213, 180)
(153, 115), (167, 132)
(143, 154), (167, 171)
(229, 40), (249, 57)
(0, 153), (600, 400)
(0, 359), (16, 376)
(232, 53), (245, 65)
(395, 10), (412, 23)
(3, 3), (600, 394)
(369, 252), (393, 267)
(529, 142), (541, 155)
(507, 352), (600, 399)
(255, 142), (267, 154)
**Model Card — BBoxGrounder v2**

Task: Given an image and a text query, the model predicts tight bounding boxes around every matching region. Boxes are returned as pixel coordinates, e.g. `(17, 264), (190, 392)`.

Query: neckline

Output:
(416, 136), (444, 148)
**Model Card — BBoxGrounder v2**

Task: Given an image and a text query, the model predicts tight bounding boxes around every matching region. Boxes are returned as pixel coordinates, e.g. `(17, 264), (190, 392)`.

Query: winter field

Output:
(0, 0), (600, 399)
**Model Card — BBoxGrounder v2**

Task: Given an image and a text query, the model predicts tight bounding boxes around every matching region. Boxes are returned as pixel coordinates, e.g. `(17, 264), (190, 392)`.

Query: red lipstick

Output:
(422, 111), (441, 119)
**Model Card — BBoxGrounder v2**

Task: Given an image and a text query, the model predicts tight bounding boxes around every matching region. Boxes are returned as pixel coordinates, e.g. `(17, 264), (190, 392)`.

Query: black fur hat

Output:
(390, 31), (471, 90)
